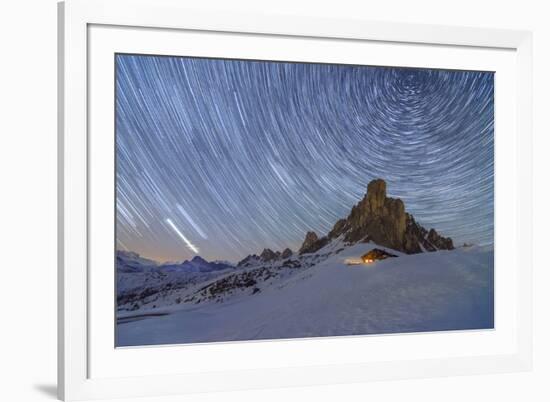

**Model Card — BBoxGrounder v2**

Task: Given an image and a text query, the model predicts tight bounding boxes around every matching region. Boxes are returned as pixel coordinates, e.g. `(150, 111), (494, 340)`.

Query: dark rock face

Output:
(281, 248), (293, 259)
(328, 179), (454, 254)
(237, 254), (260, 267)
(300, 231), (318, 251)
(342, 179), (406, 251)
(402, 215), (454, 253)
(427, 228), (454, 250)
(403, 214), (428, 253)
(299, 231), (330, 255)
(328, 219), (348, 239)
(260, 248), (280, 262)
(238, 248), (293, 266)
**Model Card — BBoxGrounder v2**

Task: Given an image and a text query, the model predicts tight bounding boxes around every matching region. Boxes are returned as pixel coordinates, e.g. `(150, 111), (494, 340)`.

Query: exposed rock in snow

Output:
(328, 179), (454, 254)
(259, 248), (280, 262)
(281, 248), (293, 259)
(159, 255), (234, 274)
(236, 254), (261, 268)
(116, 250), (158, 273)
(116, 179), (486, 347)
(299, 231), (330, 254)
(117, 244), (493, 346)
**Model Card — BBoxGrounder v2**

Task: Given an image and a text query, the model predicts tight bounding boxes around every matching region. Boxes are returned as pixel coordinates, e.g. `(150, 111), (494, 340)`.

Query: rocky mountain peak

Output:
(327, 179), (453, 254)
(365, 178), (387, 212)
(281, 248), (293, 259)
(299, 231), (329, 255)
(300, 232), (318, 249)
(241, 179), (454, 264)
(237, 247), (295, 267)
(236, 254), (260, 268)
(260, 248), (280, 262)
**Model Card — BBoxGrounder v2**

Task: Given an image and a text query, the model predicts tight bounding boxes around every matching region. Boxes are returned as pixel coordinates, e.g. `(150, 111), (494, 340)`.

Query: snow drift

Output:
(116, 242), (493, 346)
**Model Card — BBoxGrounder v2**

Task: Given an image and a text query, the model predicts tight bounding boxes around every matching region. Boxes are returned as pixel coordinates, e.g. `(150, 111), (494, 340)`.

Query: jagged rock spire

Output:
(299, 231), (329, 255)
(328, 179), (453, 254)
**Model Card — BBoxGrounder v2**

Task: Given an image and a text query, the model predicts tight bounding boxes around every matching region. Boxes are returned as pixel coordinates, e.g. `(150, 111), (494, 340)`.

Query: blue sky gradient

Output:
(116, 55), (494, 262)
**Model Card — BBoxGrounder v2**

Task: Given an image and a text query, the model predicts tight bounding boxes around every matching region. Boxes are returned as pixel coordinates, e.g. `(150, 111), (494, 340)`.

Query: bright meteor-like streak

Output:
(165, 218), (199, 254)
(116, 55), (495, 262)
(176, 204), (208, 239)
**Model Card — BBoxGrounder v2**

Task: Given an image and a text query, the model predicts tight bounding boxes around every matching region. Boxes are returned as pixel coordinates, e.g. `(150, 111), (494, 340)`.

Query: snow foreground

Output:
(116, 242), (493, 347)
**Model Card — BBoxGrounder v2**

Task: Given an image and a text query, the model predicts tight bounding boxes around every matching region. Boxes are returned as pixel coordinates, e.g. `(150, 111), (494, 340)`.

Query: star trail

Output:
(115, 54), (494, 263)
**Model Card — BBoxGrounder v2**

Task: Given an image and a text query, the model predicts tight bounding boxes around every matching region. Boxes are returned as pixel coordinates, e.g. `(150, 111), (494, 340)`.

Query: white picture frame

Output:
(58, 0), (533, 400)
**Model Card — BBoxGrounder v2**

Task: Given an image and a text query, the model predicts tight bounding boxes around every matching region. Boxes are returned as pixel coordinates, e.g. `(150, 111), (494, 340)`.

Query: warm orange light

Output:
(346, 257), (375, 265)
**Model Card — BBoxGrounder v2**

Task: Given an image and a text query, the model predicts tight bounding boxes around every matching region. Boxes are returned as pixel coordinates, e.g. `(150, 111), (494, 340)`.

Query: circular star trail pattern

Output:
(116, 54), (494, 263)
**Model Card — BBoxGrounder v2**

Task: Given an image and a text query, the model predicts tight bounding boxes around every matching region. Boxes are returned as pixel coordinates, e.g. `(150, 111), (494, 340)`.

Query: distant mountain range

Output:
(116, 175), (492, 346)
(119, 179), (454, 273)
(116, 251), (158, 273)
(116, 179), (459, 318)
(159, 256), (235, 273)
(117, 250), (235, 274)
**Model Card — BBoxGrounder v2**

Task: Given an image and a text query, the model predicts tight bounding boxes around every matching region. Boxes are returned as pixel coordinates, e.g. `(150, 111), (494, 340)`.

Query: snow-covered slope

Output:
(116, 251), (158, 273)
(116, 243), (493, 346)
(116, 179), (493, 346)
(116, 251), (236, 311)
(159, 256), (235, 273)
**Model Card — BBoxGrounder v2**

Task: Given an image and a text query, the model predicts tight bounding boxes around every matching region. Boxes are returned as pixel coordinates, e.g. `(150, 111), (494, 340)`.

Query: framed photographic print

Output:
(114, 54), (495, 347)
(58, 0), (533, 400)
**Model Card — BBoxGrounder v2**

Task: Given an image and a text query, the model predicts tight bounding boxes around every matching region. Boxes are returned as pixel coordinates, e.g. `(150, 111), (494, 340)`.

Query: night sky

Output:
(115, 54), (494, 263)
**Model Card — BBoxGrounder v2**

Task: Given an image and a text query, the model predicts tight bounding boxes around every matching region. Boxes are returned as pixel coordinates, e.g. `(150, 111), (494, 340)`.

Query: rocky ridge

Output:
(238, 247), (295, 267)
(118, 179), (456, 312)
(299, 178), (454, 255)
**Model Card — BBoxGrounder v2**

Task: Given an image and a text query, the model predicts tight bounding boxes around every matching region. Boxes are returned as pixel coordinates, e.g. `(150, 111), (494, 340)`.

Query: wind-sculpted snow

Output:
(117, 245), (493, 346)
(116, 239), (344, 313)
(116, 251), (237, 311)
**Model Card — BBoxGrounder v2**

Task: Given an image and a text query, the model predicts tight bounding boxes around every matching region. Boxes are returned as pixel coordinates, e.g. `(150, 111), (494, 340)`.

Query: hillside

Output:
(117, 243), (493, 346)
(116, 179), (493, 346)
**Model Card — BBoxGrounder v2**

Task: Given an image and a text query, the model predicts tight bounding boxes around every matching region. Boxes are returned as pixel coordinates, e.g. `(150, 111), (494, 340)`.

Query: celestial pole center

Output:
(116, 54), (494, 263)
